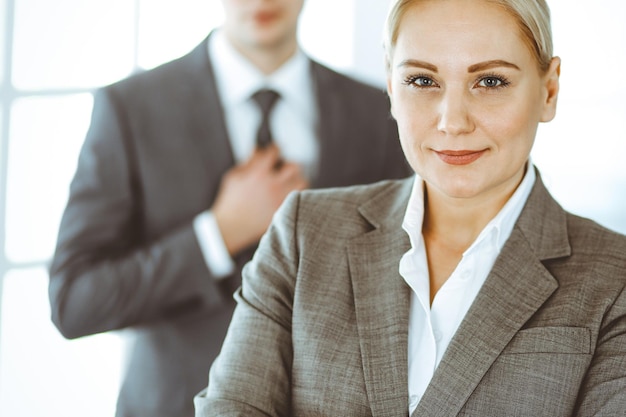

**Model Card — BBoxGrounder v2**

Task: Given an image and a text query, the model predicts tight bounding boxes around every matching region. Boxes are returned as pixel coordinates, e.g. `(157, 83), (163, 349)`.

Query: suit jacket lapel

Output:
(310, 60), (347, 188)
(413, 172), (570, 416)
(181, 35), (235, 185)
(348, 179), (413, 417)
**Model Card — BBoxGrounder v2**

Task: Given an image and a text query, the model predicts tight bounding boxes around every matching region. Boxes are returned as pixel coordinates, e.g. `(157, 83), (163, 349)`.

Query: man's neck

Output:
(225, 35), (298, 75)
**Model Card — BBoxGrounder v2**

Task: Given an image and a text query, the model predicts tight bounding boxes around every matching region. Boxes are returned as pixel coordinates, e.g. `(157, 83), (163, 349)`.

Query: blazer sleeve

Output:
(48, 88), (232, 339)
(194, 192), (300, 417)
(574, 284), (626, 415)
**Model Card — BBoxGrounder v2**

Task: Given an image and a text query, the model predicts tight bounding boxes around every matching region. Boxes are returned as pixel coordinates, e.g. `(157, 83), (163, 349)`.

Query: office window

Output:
(2, 0), (136, 413)
(12, 1), (135, 90)
(5, 95), (92, 262)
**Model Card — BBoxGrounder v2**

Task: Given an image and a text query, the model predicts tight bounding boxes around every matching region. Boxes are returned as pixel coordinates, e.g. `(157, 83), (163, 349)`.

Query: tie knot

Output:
(252, 89), (280, 116)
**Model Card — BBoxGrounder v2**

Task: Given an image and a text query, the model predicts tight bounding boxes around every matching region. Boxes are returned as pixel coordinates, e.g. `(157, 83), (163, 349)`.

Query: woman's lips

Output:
(435, 149), (487, 165)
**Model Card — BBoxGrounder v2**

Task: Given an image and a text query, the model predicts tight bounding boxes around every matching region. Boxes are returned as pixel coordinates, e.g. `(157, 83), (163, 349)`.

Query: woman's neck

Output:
(422, 182), (518, 304)
(423, 171), (526, 252)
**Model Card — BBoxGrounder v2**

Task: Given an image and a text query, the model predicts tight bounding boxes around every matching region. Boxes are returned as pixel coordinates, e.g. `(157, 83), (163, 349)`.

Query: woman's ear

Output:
(540, 56), (561, 122)
(387, 75), (396, 120)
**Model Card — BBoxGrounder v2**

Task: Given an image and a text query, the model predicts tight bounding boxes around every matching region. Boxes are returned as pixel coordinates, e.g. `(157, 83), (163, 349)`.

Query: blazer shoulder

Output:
(300, 178), (405, 208)
(565, 213), (626, 271)
(297, 178), (410, 226)
(102, 37), (211, 103)
(281, 180), (404, 244)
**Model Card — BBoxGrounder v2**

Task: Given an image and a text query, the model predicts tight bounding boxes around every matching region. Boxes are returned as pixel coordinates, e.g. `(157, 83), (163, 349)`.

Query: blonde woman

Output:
(194, 1), (626, 415)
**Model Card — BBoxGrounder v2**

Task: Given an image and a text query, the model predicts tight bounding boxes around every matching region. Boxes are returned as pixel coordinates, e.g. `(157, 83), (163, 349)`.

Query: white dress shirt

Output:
(193, 29), (319, 278)
(399, 165), (536, 414)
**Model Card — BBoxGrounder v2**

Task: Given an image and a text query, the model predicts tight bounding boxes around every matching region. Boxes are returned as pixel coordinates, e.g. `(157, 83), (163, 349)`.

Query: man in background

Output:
(48, 0), (410, 416)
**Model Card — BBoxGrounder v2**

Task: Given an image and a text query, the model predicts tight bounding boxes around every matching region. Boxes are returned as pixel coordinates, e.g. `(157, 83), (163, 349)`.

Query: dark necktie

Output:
(252, 89), (280, 148)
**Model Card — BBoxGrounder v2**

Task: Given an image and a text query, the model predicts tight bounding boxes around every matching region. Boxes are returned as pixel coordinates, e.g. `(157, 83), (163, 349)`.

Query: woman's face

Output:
(387, 0), (560, 203)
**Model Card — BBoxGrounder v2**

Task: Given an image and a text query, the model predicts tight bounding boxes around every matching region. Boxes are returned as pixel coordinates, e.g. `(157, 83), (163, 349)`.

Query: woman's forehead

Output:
(392, 1), (533, 68)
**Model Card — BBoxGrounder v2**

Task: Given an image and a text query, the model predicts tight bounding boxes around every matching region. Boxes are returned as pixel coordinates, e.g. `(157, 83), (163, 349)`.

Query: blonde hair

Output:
(384, 0), (554, 72)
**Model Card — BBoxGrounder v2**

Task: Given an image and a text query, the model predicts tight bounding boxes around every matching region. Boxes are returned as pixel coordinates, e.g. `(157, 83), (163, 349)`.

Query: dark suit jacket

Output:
(48, 36), (410, 417)
(197, 171), (626, 416)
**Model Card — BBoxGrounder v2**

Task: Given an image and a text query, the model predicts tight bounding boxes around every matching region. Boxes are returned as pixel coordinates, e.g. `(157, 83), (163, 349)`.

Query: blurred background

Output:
(0, 1), (624, 416)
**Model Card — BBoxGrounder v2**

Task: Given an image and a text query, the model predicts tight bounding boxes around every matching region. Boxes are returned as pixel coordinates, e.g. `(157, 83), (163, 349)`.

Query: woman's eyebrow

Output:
(396, 59), (438, 72)
(396, 59), (521, 73)
(468, 60), (520, 73)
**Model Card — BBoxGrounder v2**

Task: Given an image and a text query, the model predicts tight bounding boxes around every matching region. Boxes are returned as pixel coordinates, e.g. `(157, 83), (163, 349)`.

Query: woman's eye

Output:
(477, 76), (509, 88)
(403, 75), (438, 88)
(414, 76), (436, 87)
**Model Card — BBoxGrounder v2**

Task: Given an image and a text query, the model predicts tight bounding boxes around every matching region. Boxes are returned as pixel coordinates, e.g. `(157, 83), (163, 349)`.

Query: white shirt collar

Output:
(473, 162), (536, 252)
(208, 28), (313, 114)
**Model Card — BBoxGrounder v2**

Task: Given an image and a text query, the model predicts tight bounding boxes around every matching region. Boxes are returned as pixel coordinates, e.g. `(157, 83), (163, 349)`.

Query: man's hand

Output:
(212, 144), (308, 256)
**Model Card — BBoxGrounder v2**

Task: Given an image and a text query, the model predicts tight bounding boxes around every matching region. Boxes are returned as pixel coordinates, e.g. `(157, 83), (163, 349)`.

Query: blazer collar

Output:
(185, 34), (236, 178)
(311, 61), (393, 189)
(347, 178), (413, 416)
(309, 60), (347, 188)
(413, 169), (571, 416)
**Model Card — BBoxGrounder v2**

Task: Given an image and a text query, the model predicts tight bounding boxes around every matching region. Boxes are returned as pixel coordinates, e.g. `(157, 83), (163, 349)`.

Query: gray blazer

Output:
(197, 171), (626, 416)
(48, 36), (410, 417)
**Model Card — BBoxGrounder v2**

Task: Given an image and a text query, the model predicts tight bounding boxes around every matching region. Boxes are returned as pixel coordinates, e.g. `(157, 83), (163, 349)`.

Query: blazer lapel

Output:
(180, 35), (236, 185)
(310, 60), (347, 188)
(413, 172), (570, 416)
(348, 179), (413, 417)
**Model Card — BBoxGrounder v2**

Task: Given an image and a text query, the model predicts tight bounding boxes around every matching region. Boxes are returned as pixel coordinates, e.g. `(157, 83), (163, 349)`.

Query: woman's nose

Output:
(437, 89), (475, 136)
